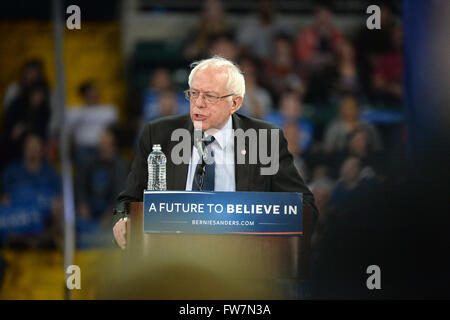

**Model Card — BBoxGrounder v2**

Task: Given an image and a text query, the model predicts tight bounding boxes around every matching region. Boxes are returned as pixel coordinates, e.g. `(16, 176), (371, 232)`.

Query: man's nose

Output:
(194, 94), (207, 108)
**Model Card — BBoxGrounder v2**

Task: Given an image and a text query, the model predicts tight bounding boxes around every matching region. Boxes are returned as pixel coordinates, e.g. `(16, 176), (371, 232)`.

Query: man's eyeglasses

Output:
(184, 90), (235, 104)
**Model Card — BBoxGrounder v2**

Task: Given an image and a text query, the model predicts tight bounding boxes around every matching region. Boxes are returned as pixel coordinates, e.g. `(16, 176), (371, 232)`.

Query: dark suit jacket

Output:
(113, 113), (317, 225)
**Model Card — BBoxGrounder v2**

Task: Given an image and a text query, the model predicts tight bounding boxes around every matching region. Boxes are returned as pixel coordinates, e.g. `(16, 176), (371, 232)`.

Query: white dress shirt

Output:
(185, 117), (236, 191)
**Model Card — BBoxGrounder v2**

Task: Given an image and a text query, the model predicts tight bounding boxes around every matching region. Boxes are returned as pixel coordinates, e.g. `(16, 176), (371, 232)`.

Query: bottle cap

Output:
(152, 144), (161, 151)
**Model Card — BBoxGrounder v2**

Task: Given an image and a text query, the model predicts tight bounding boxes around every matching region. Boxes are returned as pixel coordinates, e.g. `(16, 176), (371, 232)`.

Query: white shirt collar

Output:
(204, 116), (233, 150)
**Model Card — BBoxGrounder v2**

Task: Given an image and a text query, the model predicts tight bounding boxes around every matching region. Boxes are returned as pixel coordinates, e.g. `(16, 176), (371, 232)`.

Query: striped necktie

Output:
(192, 135), (215, 191)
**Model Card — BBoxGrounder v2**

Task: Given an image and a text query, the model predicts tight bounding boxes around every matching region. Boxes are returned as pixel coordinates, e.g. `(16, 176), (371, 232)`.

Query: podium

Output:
(121, 202), (313, 299)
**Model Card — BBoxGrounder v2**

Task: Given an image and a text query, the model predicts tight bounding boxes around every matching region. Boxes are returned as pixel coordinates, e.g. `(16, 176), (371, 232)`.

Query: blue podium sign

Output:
(143, 191), (303, 236)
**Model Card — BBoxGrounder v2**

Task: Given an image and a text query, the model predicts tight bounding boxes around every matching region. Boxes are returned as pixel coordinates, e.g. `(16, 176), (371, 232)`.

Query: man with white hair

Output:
(113, 56), (317, 249)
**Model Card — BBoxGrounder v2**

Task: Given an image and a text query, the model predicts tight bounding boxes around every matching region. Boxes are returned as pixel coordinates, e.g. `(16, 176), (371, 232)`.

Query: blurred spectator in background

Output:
(237, 55), (273, 119)
(371, 24), (403, 106)
(308, 154), (333, 185)
(309, 174), (335, 213)
(283, 122), (309, 182)
(334, 39), (360, 96)
(309, 175), (335, 248)
(75, 126), (127, 230)
(183, 0), (232, 61)
(328, 156), (378, 216)
(262, 33), (304, 103)
(1, 134), (59, 205)
(3, 59), (46, 112)
(295, 4), (344, 104)
(0, 133), (61, 248)
(330, 127), (385, 181)
(3, 82), (51, 168)
(346, 128), (383, 179)
(207, 33), (238, 62)
(156, 90), (179, 118)
(66, 81), (118, 165)
(236, 0), (291, 60)
(295, 4), (343, 69)
(322, 93), (382, 159)
(265, 92), (314, 155)
(141, 68), (188, 123)
(354, 4), (398, 96)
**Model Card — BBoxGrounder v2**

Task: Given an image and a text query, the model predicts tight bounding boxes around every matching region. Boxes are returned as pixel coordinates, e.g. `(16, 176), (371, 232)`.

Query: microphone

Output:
(194, 136), (206, 190)
(193, 133), (209, 190)
(194, 135), (208, 163)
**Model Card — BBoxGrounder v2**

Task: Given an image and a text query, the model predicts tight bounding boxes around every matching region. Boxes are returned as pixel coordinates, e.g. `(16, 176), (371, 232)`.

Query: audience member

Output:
(334, 39), (360, 95)
(0, 134), (61, 248)
(346, 129), (382, 178)
(330, 127), (385, 180)
(283, 122), (309, 182)
(328, 156), (377, 216)
(236, 0), (291, 60)
(3, 82), (51, 167)
(207, 33), (238, 62)
(75, 127), (128, 229)
(322, 94), (383, 156)
(295, 5), (344, 104)
(309, 175), (335, 248)
(143, 89), (180, 122)
(262, 34), (304, 102)
(265, 92), (314, 154)
(142, 68), (189, 122)
(372, 25), (403, 105)
(66, 81), (118, 165)
(237, 56), (273, 119)
(354, 4), (398, 96)
(183, 0), (232, 61)
(295, 5), (343, 71)
(3, 59), (47, 112)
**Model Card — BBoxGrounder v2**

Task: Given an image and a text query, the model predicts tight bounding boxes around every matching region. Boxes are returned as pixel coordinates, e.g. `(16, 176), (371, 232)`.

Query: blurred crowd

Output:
(0, 62), (126, 248)
(0, 0), (405, 250)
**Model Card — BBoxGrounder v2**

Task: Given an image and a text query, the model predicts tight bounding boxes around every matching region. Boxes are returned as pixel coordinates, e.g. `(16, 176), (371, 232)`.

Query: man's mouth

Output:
(193, 113), (208, 121)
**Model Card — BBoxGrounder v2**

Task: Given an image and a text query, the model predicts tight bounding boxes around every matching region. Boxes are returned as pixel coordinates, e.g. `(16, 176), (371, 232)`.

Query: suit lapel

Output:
(232, 113), (250, 191)
(167, 115), (193, 191)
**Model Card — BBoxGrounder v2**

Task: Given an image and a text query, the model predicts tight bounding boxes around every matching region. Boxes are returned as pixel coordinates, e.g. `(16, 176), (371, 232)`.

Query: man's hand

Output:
(113, 217), (128, 250)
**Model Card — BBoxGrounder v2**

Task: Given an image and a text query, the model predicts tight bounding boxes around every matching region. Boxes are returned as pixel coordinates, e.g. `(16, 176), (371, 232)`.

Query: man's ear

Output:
(230, 96), (243, 114)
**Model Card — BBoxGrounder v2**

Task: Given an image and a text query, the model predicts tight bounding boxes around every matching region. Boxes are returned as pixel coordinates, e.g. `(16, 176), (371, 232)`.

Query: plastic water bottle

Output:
(147, 144), (167, 190)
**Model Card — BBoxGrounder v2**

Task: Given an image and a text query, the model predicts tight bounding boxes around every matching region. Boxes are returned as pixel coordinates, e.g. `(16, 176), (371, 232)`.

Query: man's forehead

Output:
(191, 65), (228, 90)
